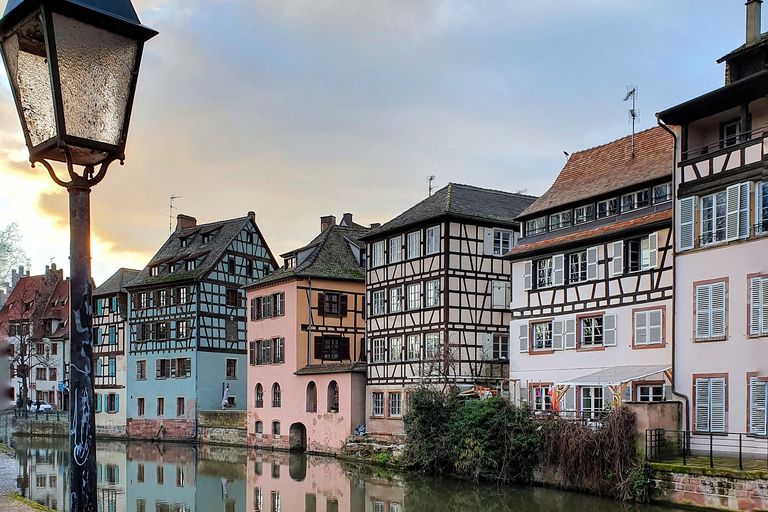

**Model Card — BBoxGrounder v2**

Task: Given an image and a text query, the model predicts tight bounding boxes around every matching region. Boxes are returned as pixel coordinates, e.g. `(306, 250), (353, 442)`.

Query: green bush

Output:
(402, 387), (455, 473)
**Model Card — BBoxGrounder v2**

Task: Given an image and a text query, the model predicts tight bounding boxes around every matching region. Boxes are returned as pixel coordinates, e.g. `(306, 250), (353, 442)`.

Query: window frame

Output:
(371, 392), (384, 417)
(532, 321), (553, 351)
(371, 289), (386, 316)
(388, 336), (403, 362)
(371, 338), (385, 363)
(388, 392), (402, 417)
(371, 241), (385, 267)
(389, 287), (402, 313)
(525, 216), (547, 236)
(388, 236), (402, 263)
(548, 210), (572, 231)
(225, 358), (237, 380)
(568, 250), (587, 284)
(425, 226), (440, 255)
(493, 229), (513, 256)
(579, 315), (604, 348)
(535, 257), (553, 289)
(407, 283), (421, 310)
(425, 279), (440, 308)
(406, 231), (420, 259)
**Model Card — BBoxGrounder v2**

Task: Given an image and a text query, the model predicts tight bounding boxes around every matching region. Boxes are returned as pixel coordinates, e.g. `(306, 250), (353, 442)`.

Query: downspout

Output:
(193, 281), (200, 440)
(307, 277), (312, 366)
(656, 114), (691, 433)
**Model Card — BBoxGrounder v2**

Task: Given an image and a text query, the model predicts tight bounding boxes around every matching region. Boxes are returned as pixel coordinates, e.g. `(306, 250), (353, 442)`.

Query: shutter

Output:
(115, 394), (119, 412)
(249, 341), (255, 366)
(96, 299), (102, 315)
(504, 281), (511, 306)
(482, 334), (493, 360)
(553, 254), (564, 286)
(314, 337), (324, 360)
(750, 378), (767, 435)
(726, 183), (741, 241)
(518, 324), (529, 352)
(492, 281), (507, 308)
(695, 381), (710, 432)
(711, 282), (726, 338)
(340, 294), (348, 316)
(586, 247), (598, 281)
(341, 337), (350, 360)
(317, 293), (325, 316)
(96, 394), (101, 413)
(156, 360), (161, 379)
(603, 314), (617, 346)
(170, 359), (177, 378)
(710, 378), (726, 433)
(634, 311), (648, 346)
(523, 261), (532, 291)
(750, 277), (761, 335)
(648, 233), (658, 269)
(562, 387), (575, 415)
(679, 196), (696, 250)
(695, 285), (711, 339)
(483, 227), (495, 255)
(250, 298), (256, 321)
(763, 279), (768, 335)
(611, 241), (623, 277)
(649, 309), (663, 345)
(739, 182), (750, 239)
(564, 319), (576, 349)
(552, 320), (564, 350)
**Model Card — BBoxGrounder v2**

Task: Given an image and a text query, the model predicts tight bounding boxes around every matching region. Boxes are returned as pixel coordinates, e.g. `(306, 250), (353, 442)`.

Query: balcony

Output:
(679, 128), (767, 184)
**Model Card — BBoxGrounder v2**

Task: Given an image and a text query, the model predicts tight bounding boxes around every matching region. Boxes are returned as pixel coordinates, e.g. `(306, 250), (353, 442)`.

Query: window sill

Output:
(529, 349), (554, 355)
(694, 337), (727, 343)
(633, 342), (666, 349)
(576, 345), (604, 352)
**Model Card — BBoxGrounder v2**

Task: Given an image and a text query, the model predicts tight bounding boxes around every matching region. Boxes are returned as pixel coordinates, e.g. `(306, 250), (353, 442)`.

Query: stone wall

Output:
(197, 410), (247, 445)
(626, 401), (682, 459)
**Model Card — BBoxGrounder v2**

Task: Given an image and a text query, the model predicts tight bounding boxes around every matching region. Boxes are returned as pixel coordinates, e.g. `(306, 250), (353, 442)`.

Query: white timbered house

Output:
(508, 127), (675, 417)
(361, 183), (536, 437)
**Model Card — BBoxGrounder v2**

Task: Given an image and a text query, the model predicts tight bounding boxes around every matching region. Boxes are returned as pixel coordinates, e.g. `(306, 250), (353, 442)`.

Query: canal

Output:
(5, 436), (691, 512)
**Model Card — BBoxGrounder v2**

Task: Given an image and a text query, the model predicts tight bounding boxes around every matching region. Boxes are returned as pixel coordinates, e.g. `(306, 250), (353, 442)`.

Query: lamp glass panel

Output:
(52, 13), (138, 146)
(1, 14), (56, 146)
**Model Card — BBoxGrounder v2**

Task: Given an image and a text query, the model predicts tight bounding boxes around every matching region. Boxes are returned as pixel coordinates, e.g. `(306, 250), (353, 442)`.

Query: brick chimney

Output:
(320, 215), (336, 232)
(247, 211), (256, 223)
(340, 213), (354, 226)
(747, 0), (762, 45)
(176, 214), (197, 231)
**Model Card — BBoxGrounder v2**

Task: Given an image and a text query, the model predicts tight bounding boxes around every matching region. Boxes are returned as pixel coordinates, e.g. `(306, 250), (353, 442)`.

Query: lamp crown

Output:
(4, 0), (141, 24)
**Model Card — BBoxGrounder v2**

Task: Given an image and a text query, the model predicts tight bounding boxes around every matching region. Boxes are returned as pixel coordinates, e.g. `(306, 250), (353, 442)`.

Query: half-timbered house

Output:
(93, 268), (139, 436)
(126, 213), (277, 440)
(656, 0), (768, 440)
(361, 183), (536, 437)
(508, 127), (674, 417)
(244, 214), (368, 453)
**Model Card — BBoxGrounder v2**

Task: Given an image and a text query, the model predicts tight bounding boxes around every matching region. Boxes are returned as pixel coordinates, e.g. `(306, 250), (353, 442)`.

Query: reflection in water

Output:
(9, 438), (692, 512)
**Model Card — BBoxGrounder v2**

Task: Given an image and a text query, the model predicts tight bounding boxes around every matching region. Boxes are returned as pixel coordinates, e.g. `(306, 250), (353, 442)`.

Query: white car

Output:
(27, 400), (54, 412)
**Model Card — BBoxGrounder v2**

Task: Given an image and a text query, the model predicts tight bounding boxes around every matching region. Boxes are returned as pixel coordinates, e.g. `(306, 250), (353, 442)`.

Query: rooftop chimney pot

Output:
(247, 211), (256, 222)
(176, 214), (197, 231)
(747, 0), (762, 45)
(341, 213), (353, 226)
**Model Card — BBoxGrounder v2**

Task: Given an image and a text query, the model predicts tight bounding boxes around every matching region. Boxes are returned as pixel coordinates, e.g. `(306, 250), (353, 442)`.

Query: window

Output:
(406, 231), (420, 259)
(137, 398), (145, 417)
(757, 181), (768, 235)
(526, 216), (547, 236)
(568, 251), (587, 283)
(155, 322), (168, 340)
(700, 190), (727, 244)
(185, 259), (196, 271)
(385, 287), (403, 314)
(327, 381), (339, 413)
(371, 241), (385, 267)
(491, 280), (510, 309)
(389, 392), (402, 417)
(156, 397), (165, 417)
(49, 368), (57, 381)
(389, 337), (402, 362)
(106, 393), (118, 413)
(272, 383), (281, 407)
(620, 190), (649, 212)
(226, 289), (239, 307)
(407, 334), (420, 360)
(695, 281), (727, 340)
(228, 258), (236, 274)
(425, 280), (440, 307)
(637, 385), (664, 402)
(255, 384), (263, 408)
(320, 336), (341, 361)
(694, 377), (726, 433)
(50, 343), (57, 355)
(150, 266), (159, 277)
(258, 295), (272, 319)
(532, 322), (552, 350)
(389, 236), (402, 263)
(425, 332), (439, 359)
(535, 257), (553, 288)
(574, 204), (595, 224)
(36, 368), (46, 380)
(255, 421), (263, 436)
(549, 210), (572, 231)
(176, 397), (184, 417)
(596, 198), (618, 218)
(272, 337), (284, 363)
(493, 230), (513, 256)
(581, 387), (604, 419)
(177, 320), (189, 339)
(749, 376), (767, 435)
(371, 290), (385, 316)
(306, 382), (317, 412)
(321, 292), (341, 316)
(272, 421), (280, 437)
(372, 338), (385, 363)
(750, 275), (768, 336)
(178, 287), (188, 304)
(272, 292), (284, 317)
(176, 466), (185, 487)
(425, 226), (440, 254)
(634, 309), (664, 346)
(492, 334), (508, 360)
(653, 183), (672, 204)
(626, 234), (656, 272)
(720, 118), (743, 148)
(580, 316), (603, 347)
(139, 293), (147, 309)
(372, 392), (384, 416)
(158, 290), (167, 307)
(226, 358), (237, 379)
(257, 339), (272, 365)
(407, 283), (421, 310)
(156, 359), (170, 379)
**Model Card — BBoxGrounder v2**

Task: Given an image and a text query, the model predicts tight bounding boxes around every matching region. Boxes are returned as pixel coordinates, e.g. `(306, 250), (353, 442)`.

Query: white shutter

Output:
(710, 377), (726, 433)
(648, 233), (658, 269)
(738, 182), (750, 239)
(695, 285), (711, 339)
(562, 387), (575, 416)
(604, 386), (614, 408)
(649, 309), (663, 345)
(482, 334), (493, 360)
(750, 378), (767, 436)
(483, 228), (494, 256)
(611, 241), (623, 277)
(763, 279), (768, 335)
(553, 254), (564, 286)
(695, 378), (711, 432)
(523, 261), (532, 291)
(564, 319), (576, 349)
(750, 277), (762, 335)
(711, 282), (726, 338)
(725, 183), (741, 241)
(679, 196), (696, 251)
(603, 314), (617, 346)
(552, 320), (564, 350)
(634, 311), (648, 346)
(518, 324), (529, 353)
(586, 247), (598, 281)
(492, 281), (507, 309)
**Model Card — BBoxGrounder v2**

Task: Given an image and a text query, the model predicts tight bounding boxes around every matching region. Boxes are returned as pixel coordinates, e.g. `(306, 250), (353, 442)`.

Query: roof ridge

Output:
(446, 182), (538, 199)
(177, 215), (249, 232)
(567, 126), (662, 158)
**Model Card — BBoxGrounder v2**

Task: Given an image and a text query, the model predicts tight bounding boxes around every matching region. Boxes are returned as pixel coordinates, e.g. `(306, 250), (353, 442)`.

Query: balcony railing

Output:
(646, 429), (768, 471)
(679, 128), (767, 185)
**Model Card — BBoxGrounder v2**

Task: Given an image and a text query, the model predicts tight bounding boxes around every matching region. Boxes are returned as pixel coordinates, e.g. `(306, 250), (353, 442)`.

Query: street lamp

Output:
(0, 1), (155, 511)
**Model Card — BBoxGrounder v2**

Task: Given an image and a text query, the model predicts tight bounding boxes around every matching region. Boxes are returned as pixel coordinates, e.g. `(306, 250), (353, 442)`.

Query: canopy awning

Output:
(556, 365), (670, 387)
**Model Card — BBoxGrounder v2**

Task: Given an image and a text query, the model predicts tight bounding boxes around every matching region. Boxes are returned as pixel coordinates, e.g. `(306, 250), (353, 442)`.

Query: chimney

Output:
(747, 0), (762, 45)
(370, 223), (381, 229)
(320, 215), (336, 232)
(247, 211), (256, 223)
(341, 213), (353, 226)
(176, 214), (197, 231)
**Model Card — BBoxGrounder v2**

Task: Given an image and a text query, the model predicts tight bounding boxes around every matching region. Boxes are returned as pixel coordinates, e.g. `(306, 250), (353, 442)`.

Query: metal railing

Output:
(12, 407), (66, 422)
(646, 429), (768, 471)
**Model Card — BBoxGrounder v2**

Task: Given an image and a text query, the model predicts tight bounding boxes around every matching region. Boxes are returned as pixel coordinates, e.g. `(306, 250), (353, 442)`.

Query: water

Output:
(6, 437), (690, 512)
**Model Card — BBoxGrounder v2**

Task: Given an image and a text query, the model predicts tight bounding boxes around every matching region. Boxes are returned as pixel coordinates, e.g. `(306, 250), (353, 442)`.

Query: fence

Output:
(12, 407), (66, 422)
(646, 429), (768, 471)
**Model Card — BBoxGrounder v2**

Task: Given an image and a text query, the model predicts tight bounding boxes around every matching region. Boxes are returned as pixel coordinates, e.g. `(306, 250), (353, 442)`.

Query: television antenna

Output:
(169, 195), (182, 234)
(623, 85), (638, 158)
(428, 175), (436, 196)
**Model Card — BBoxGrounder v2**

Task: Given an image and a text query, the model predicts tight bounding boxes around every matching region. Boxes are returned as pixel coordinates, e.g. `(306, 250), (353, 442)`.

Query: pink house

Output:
(244, 214), (369, 453)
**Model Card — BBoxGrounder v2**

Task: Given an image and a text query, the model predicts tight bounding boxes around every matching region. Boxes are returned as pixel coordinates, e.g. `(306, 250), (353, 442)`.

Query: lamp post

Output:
(0, 1), (155, 511)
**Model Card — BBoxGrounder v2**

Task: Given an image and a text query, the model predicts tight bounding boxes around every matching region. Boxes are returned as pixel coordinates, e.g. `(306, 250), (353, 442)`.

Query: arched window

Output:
(306, 382), (317, 412)
(255, 384), (263, 408)
(255, 421), (263, 436)
(272, 383), (281, 407)
(327, 380), (339, 413)
(272, 421), (281, 437)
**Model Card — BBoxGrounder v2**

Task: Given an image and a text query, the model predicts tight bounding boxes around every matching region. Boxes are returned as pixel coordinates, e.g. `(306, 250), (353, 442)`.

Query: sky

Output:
(0, 0), (754, 285)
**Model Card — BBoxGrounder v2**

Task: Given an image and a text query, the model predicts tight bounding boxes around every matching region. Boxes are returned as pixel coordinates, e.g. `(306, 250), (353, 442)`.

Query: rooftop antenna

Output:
(428, 175), (436, 196)
(623, 85), (638, 158)
(170, 195), (182, 234)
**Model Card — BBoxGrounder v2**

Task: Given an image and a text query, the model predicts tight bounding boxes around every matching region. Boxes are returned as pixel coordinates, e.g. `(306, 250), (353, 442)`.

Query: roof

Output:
(0, 275), (47, 322)
(506, 209), (672, 259)
(557, 365), (670, 387)
(360, 183), (536, 240)
(717, 32), (768, 63)
(244, 225), (369, 289)
(94, 268), (140, 297)
(42, 279), (70, 338)
(294, 362), (367, 375)
(517, 127), (673, 219)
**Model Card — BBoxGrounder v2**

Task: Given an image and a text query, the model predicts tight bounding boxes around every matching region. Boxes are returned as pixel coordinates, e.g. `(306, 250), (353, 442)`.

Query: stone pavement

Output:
(0, 447), (43, 512)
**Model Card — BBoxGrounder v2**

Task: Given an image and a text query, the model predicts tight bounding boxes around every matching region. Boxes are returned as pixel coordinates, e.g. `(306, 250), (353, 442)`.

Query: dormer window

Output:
(597, 198), (618, 218)
(180, 236), (190, 248)
(201, 233), (212, 244)
(186, 260), (196, 271)
(652, 183), (672, 204)
(285, 257), (295, 269)
(574, 204), (595, 224)
(620, 190), (649, 213)
(168, 263), (176, 273)
(525, 217), (546, 236)
(548, 211), (571, 231)
(150, 266), (159, 277)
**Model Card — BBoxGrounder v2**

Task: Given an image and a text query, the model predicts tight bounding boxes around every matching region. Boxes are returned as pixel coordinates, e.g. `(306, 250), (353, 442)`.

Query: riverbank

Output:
(0, 444), (52, 512)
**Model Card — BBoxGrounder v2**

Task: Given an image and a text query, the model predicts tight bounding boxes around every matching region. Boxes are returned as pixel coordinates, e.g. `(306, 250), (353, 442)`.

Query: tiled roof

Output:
(244, 225), (369, 289)
(717, 32), (768, 63)
(43, 278), (70, 338)
(0, 275), (47, 321)
(506, 209), (672, 259)
(517, 127), (673, 219)
(294, 362), (367, 375)
(94, 268), (140, 297)
(360, 183), (537, 240)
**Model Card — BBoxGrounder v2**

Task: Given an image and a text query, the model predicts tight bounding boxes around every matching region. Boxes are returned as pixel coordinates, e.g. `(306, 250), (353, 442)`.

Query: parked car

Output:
(27, 400), (54, 412)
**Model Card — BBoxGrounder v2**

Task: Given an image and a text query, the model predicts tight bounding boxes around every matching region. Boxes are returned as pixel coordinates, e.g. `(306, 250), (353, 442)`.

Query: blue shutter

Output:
(115, 394), (119, 412)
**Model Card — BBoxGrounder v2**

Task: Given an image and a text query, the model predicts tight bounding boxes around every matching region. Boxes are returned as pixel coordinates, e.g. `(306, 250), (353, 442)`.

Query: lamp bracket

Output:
(32, 148), (117, 190)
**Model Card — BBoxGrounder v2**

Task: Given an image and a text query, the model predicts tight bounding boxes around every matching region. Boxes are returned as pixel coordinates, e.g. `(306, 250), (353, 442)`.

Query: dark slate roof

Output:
(517, 127), (673, 219)
(94, 268), (140, 297)
(717, 32), (768, 63)
(244, 225), (369, 289)
(360, 183), (537, 240)
(294, 362), (367, 375)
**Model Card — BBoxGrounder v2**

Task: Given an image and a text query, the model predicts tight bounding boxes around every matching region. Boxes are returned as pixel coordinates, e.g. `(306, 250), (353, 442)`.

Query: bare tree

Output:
(0, 223), (29, 308)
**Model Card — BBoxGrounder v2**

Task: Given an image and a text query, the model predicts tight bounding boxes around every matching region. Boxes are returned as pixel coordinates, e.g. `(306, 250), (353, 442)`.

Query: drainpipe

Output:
(656, 114), (691, 434)
(307, 277), (312, 366)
